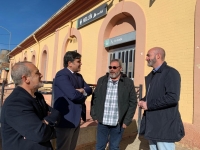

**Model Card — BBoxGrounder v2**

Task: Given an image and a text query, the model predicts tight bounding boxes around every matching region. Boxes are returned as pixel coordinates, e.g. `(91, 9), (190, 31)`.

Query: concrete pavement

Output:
(77, 135), (190, 150)
(120, 136), (190, 150)
(0, 133), (191, 150)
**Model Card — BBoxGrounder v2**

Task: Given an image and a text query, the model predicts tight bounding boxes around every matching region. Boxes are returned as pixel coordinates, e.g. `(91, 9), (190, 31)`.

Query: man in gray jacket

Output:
(91, 59), (137, 150)
(138, 47), (185, 150)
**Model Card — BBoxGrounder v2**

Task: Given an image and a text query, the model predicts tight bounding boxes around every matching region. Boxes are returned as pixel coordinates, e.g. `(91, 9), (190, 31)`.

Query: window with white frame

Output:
(108, 45), (135, 79)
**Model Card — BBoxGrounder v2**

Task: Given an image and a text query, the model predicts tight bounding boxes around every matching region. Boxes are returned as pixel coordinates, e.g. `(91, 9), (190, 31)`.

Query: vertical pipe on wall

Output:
(69, 20), (73, 37)
(137, 84), (143, 133)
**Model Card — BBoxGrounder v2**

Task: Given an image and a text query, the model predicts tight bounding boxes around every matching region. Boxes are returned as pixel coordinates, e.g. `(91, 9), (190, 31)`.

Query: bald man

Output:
(138, 47), (185, 150)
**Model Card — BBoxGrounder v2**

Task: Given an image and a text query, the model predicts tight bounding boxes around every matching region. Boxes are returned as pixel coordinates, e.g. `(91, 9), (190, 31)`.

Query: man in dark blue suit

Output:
(53, 51), (92, 150)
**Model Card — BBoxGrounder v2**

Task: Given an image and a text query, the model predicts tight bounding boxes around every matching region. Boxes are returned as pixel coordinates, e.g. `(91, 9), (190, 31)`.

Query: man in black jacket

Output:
(1, 61), (60, 150)
(138, 47), (185, 150)
(91, 59), (137, 150)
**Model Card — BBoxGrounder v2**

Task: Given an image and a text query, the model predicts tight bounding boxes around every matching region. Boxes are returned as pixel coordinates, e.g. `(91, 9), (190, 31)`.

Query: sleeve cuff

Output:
(83, 90), (87, 96)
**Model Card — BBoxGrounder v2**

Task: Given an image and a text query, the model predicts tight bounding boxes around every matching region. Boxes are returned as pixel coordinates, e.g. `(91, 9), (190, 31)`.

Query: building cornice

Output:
(9, 0), (104, 56)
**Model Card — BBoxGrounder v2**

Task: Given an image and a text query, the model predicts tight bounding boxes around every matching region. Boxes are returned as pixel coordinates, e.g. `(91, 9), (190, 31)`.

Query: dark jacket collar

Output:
(15, 86), (35, 99)
(64, 67), (72, 74)
(64, 67), (81, 76)
(154, 61), (167, 73)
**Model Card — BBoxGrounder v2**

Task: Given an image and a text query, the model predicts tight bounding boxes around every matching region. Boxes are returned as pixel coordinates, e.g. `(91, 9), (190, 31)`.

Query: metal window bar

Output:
(0, 81), (54, 106)
(0, 81), (98, 107)
(136, 84), (143, 133)
(0, 80), (15, 109)
(109, 49), (135, 79)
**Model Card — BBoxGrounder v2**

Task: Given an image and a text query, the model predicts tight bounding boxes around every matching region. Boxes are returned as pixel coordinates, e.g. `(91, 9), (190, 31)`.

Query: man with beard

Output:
(1, 61), (60, 150)
(138, 47), (185, 150)
(53, 51), (92, 150)
(91, 59), (137, 150)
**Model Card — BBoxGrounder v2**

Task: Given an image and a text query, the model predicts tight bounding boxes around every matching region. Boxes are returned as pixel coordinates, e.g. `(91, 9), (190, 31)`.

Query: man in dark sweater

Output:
(138, 47), (185, 150)
(1, 61), (60, 150)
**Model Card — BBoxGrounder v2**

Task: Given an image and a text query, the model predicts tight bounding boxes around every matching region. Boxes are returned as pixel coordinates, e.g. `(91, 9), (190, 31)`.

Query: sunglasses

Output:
(108, 66), (120, 69)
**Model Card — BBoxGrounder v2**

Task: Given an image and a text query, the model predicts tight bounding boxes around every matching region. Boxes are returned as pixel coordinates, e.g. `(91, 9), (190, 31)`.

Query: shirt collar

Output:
(108, 78), (119, 84)
(67, 67), (74, 74)
(153, 62), (164, 72)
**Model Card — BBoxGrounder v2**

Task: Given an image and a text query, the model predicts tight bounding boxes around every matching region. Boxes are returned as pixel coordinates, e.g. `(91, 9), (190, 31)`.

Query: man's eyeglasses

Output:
(108, 66), (120, 69)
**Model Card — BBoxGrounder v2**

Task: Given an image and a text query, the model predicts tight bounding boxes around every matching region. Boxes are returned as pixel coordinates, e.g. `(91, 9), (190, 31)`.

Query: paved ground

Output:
(120, 136), (190, 150)
(0, 136), (191, 150)
(76, 135), (190, 150)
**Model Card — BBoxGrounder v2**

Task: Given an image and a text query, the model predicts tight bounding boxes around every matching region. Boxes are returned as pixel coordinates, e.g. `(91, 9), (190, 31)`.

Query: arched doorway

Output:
(60, 28), (82, 69)
(96, 1), (146, 86)
(32, 55), (35, 65)
(41, 50), (47, 80)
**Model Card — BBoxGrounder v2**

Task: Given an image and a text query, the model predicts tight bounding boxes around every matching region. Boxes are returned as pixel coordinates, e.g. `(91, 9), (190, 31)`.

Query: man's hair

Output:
(110, 59), (123, 67)
(63, 51), (81, 67)
(11, 61), (32, 85)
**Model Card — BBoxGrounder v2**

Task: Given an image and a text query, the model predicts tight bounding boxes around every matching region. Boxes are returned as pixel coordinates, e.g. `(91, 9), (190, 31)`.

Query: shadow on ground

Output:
(120, 134), (149, 150)
(138, 136), (149, 150)
(120, 134), (137, 150)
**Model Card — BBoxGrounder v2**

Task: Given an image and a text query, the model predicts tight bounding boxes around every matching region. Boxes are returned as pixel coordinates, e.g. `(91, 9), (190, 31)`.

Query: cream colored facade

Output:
(8, 0), (200, 149)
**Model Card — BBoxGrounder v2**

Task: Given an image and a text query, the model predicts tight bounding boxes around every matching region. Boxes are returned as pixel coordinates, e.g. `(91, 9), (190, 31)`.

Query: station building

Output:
(7, 0), (200, 149)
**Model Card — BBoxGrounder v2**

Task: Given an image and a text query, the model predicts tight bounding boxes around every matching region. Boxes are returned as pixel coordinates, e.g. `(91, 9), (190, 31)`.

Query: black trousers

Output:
(55, 125), (80, 150)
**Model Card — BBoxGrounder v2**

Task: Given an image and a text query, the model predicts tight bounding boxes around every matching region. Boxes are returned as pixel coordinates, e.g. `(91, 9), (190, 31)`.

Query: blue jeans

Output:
(149, 140), (175, 150)
(96, 123), (124, 150)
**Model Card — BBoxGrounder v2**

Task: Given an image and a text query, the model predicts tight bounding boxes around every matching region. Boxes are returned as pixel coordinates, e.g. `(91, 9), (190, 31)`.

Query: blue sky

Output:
(0, 0), (69, 51)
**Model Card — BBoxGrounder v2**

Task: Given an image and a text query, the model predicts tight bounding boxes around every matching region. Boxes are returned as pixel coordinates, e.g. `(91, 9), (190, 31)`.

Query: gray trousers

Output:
(149, 140), (175, 150)
(55, 126), (80, 150)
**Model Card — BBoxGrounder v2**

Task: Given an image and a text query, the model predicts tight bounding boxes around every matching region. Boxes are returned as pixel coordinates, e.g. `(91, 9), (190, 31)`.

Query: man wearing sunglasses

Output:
(91, 59), (137, 150)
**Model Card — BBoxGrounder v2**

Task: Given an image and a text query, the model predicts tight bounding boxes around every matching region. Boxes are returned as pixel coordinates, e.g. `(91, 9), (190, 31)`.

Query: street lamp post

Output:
(0, 26), (11, 50)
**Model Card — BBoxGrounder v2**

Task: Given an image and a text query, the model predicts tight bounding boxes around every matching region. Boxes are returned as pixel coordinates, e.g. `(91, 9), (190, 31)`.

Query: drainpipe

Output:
(68, 20), (73, 41)
(69, 20), (73, 36)
(33, 34), (40, 68)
